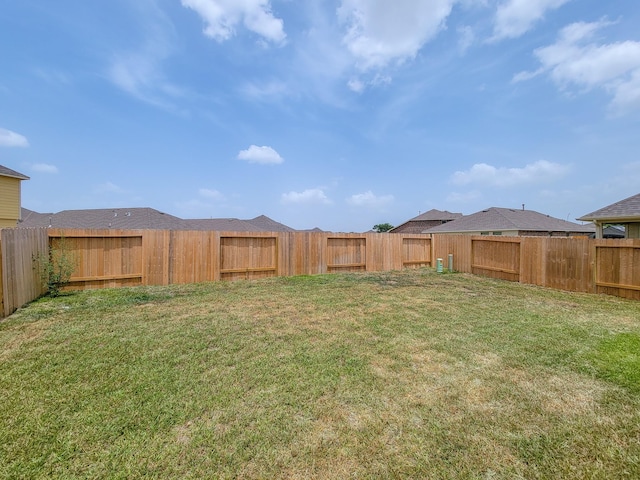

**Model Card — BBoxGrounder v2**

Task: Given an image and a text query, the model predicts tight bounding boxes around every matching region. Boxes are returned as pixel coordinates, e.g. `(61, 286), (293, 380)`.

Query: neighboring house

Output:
(0, 165), (30, 228)
(577, 193), (640, 239)
(602, 225), (626, 239)
(17, 207), (296, 232)
(390, 209), (463, 233)
(424, 207), (595, 237)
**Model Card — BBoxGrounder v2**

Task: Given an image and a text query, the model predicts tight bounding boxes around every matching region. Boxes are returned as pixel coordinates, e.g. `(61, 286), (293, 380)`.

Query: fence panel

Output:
(471, 237), (521, 282)
(0, 228), (48, 317)
(220, 234), (279, 281)
(542, 237), (593, 293)
(401, 236), (432, 269)
(168, 230), (217, 284)
(595, 239), (640, 300)
(431, 235), (473, 273)
(48, 229), (144, 290)
(327, 236), (367, 272)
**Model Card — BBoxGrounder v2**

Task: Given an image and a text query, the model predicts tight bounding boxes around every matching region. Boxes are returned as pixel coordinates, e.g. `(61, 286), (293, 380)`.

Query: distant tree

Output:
(373, 223), (394, 233)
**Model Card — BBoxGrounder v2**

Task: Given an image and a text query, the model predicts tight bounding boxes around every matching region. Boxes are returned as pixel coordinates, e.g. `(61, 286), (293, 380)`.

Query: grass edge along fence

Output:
(1, 228), (639, 318)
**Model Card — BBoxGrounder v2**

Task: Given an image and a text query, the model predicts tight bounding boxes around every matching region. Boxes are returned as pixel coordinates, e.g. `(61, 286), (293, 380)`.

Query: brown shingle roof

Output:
(389, 209), (463, 233)
(407, 209), (463, 222)
(577, 193), (640, 222)
(0, 164), (29, 180)
(425, 207), (594, 234)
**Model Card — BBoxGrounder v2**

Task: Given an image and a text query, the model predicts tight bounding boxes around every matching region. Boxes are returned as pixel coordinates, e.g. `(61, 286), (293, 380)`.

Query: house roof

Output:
(0, 164), (30, 180)
(181, 215), (294, 232)
(18, 207), (185, 229)
(577, 193), (640, 222)
(407, 209), (463, 222)
(389, 209), (463, 232)
(424, 207), (595, 234)
(17, 207), (297, 232)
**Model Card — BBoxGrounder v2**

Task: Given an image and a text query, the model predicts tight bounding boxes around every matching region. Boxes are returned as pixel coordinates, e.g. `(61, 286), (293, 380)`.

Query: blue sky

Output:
(2, 0), (640, 232)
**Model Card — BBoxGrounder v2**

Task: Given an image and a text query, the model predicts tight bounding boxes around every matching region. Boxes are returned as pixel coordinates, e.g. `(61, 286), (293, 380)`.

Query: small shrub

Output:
(35, 237), (76, 297)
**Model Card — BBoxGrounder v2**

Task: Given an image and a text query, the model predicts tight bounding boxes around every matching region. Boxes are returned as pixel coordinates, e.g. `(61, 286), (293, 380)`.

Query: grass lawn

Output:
(1, 269), (639, 479)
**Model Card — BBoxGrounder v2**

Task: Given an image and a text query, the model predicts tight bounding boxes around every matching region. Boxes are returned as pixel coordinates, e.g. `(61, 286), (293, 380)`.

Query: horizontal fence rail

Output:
(1, 228), (639, 318)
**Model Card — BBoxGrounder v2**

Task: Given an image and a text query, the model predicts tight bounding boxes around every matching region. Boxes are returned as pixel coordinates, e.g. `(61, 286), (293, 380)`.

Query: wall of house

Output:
(627, 223), (640, 239)
(518, 230), (593, 237)
(0, 176), (21, 227)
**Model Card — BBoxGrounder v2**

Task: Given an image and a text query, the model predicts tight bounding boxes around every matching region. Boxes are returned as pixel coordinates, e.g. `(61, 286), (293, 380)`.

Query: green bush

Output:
(35, 238), (76, 297)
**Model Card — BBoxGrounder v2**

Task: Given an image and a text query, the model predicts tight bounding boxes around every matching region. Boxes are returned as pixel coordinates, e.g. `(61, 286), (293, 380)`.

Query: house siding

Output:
(517, 230), (589, 237)
(0, 175), (21, 227)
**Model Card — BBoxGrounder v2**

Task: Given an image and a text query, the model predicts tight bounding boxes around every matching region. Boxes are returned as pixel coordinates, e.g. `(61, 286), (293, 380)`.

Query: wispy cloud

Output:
(514, 19), (640, 114)
(31, 163), (58, 174)
(451, 160), (570, 187)
(107, 3), (184, 108)
(181, 0), (286, 45)
(491, 0), (571, 41)
(94, 181), (125, 194)
(346, 190), (394, 207)
(237, 145), (284, 164)
(0, 127), (29, 147)
(281, 188), (331, 205)
(199, 188), (225, 200)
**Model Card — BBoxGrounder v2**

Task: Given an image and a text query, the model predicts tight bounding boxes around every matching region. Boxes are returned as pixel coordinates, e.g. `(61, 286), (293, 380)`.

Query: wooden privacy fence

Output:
(45, 229), (432, 288)
(0, 228), (48, 317)
(2, 228), (639, 318)
(432, 235), (640, 300)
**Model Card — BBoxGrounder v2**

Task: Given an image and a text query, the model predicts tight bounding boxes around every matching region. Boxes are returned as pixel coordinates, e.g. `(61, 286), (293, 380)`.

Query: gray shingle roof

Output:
(577, 193), (640, 222)
(425, 207), (594, 234)
(0, 164), (29, 180)
(17, 207), (296, 232)
(18, 208), (185, 229)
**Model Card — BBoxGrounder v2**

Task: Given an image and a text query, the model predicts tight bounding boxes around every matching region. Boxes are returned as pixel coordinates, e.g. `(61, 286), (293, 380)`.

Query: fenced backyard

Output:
(1, 227), (639, 318)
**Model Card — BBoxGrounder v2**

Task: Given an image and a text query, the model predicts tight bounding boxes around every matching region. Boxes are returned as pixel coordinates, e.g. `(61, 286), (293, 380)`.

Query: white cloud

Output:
(181, 0), (285, 44)
(492, 0), (571, 41)
(514, 19), (640, 114)
(451, 160), (570, 187)
(281, 188), (331, 205)
(199, 188), (224, 200)
(240, 80), (289, 100)
(0, 127), (29, 147)
(31, 163), (58, 174)
(237, 145), (284, 164)
(347, 190), (394, 207)
(337, 0), (456, 70)
(347, 78), (365, 93)
(94, 181), (125, 194)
